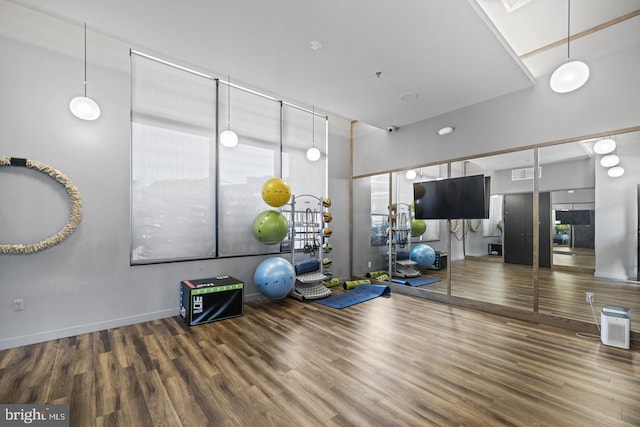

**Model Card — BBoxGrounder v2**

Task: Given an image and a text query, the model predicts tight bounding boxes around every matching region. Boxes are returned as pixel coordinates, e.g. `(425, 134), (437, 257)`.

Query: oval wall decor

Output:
(0, 157), (83, 254)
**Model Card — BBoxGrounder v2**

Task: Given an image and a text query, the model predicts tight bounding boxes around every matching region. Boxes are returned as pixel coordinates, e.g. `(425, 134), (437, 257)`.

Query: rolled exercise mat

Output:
(366, 270), (387, 278)
(295, 258), (320, 275)
(322, 278), (341, 288)
(344, 279), (371, 290)
(375, 274), (389, 281)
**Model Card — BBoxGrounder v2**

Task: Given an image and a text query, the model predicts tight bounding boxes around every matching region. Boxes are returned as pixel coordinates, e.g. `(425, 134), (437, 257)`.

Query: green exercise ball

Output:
(411, 218), (427, 236)
(252, 210), (289, 244)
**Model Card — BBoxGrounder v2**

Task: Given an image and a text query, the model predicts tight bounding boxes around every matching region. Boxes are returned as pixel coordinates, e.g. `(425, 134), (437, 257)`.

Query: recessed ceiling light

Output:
(567, 189), (575, 193)
(438, 126), (454, 136)
(310, 40), (322, 50)
(400, 92), (419, 101)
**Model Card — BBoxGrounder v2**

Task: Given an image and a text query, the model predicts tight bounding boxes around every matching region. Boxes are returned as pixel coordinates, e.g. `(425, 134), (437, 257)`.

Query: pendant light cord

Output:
(312, 105), (315, 149)
(83, 23), (87, 97)
(566, 0), (571, 60)
(227, 75), (231, 130)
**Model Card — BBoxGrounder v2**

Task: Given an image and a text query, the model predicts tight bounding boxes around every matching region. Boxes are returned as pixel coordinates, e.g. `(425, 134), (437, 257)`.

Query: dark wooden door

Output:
(504, 192), (550, 268)
(504, 193), (529, 265)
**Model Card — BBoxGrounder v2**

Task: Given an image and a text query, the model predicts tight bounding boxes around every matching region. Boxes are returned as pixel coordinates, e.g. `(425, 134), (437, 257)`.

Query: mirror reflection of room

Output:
(366, 132), (640, 333)
(552, 188), (595, 270)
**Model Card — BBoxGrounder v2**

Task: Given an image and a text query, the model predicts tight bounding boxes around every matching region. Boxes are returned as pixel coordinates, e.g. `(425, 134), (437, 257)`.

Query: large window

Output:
(130, 51), (328, 264)
(131, 53), (217, 263)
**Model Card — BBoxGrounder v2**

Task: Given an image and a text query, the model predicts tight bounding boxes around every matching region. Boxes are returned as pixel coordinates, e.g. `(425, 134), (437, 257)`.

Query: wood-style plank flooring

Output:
(1, 291), (639, 426)
(410, 257), (640, 331)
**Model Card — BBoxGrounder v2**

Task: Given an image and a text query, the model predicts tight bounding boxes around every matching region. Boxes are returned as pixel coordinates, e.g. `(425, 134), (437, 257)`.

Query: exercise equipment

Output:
(254, 257), (295, 299)
(322, 278), (341, 287)
(344, 279), (370, 290)
(252, 210), (289, 244)
(0, 157), (83, 254)
(411, 218), (426, 236)
(411, 244), (436, 269)
(317, 284), (391, 309)
(261, 177), (291, 207)
(392, 277), (441, 287)
(295, 258), (320, 275)
(366, 270), (387, 278)
(284, 194), (334, 301)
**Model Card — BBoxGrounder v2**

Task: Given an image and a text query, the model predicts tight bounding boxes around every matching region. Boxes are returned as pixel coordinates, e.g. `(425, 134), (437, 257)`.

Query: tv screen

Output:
(555, 210), (593, 225)
(413, 175), (490, 220)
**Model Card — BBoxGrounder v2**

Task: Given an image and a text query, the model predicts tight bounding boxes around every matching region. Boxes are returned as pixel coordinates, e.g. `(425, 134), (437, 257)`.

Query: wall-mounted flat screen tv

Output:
(555, 210), (593, 225)
(413, 175), (490, 220)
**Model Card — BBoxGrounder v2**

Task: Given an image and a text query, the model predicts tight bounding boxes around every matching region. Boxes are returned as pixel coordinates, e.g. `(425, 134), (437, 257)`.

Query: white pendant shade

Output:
(70, 24), (100, 120)
(608, 166), (624, 178)
(306, 147), (321, 161)
(220, 129), (239, 147)
(600, 154), (619, 167)
(593, 138), (616, 154)
(550, 61), (590, 93)
(69, 96), (101, 120)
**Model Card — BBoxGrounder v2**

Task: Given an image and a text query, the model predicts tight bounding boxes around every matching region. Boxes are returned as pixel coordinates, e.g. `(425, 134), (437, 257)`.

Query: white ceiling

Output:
(8, 0), (640, 130)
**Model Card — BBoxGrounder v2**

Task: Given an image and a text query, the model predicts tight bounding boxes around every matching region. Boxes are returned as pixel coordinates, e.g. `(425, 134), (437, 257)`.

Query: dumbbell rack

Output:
(284, 194), (332, 301)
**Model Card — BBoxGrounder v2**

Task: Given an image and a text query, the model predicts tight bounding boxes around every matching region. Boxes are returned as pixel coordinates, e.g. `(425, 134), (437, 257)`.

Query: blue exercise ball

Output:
(254, 257), (296, 299)
(411, 244), (436, 269)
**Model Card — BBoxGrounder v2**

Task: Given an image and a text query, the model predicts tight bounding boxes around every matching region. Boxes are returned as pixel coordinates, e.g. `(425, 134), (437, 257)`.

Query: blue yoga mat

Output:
(392, 277), (441, 287)
(316, 284), (391, 309)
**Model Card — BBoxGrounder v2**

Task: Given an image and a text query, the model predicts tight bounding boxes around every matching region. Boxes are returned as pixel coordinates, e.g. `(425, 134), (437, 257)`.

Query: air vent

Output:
(511, 167), (541, 181)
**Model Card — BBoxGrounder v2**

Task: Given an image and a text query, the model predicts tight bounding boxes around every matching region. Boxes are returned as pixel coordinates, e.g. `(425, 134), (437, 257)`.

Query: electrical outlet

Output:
(586, 292), (594, 304)
(13, 299), (24, 311)
(368, 261), (372, 268)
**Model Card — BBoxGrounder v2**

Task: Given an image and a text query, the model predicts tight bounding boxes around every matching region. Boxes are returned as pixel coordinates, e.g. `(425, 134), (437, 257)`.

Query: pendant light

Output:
(608, 166), (624, 178)
(69, 23), (101, 120)
(306, 106), (321, 161)
(600, 154), (620, 168)
(593, 137), (616, 154)
(220, 75), (238, 147)
(550, 0), (589, 93)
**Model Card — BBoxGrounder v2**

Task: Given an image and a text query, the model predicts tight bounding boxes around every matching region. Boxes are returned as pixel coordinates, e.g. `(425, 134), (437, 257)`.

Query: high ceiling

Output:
(8, 0), (640, 130)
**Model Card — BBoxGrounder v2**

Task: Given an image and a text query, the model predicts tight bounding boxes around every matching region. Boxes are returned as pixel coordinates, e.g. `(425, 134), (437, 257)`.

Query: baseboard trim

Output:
(0, 308), (179, 350)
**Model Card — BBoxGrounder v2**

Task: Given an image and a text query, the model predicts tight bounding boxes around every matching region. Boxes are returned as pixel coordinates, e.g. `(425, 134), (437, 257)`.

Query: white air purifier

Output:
(601, 306), (631, 349)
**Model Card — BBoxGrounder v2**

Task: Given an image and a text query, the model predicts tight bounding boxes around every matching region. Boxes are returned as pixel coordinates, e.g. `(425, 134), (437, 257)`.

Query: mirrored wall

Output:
(352, 129), (640, 332)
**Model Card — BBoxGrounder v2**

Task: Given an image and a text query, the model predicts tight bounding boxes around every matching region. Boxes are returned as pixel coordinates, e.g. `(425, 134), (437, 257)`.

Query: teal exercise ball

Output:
(252, 210), (288, 244)
(411, 244), (436, 269)
(254, 257), (295, 299)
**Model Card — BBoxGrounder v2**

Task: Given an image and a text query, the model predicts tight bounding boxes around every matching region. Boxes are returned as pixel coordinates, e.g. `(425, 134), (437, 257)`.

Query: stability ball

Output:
(254, 257), (295, 299)
(411, 244), (436, 269)
(261, 178), (291, 207)
(252, 210), (289, 244)
(411, 218), (427, 236)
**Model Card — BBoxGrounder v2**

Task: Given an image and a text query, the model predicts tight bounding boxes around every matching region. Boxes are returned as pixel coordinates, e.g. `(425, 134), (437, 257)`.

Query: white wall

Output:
(595, 138), (640, 281)
(353, 46), (640, 177)
(0, 2), (351, 349)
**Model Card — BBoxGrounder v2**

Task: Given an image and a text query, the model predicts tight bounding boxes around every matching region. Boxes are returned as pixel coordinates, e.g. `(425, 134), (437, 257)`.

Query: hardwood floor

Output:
(403, 257), (640, 332)
(1, 291), (639, 426)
